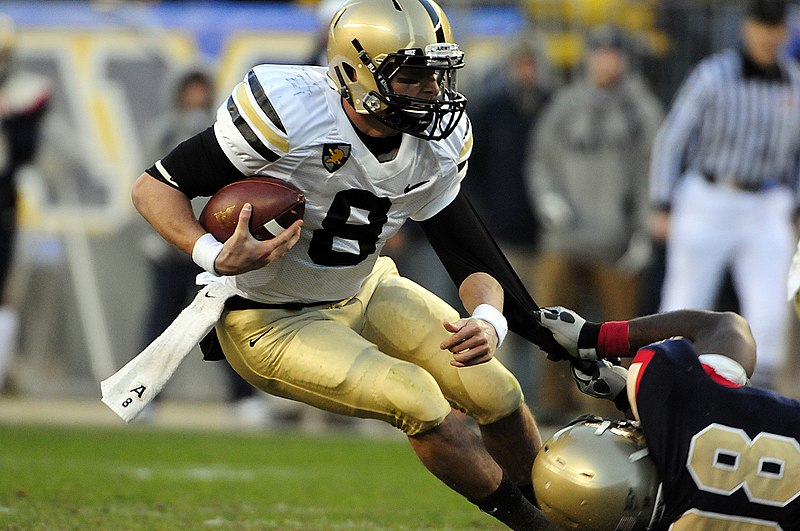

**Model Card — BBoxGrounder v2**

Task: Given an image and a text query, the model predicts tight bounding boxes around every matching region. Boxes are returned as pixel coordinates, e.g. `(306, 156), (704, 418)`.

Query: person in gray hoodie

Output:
(526, 25), (663, 423)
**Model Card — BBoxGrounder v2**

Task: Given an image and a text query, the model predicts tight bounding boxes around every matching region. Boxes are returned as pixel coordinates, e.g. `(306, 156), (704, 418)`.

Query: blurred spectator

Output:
(138, 67), (213, 358)
(466, 36), (553, 254)
(650, 0), (800, 392)
(526, 25), (663, 422)
(137, 66), (270, 426)
(463, 35), (554, 405)
(0, 13), (51, 393)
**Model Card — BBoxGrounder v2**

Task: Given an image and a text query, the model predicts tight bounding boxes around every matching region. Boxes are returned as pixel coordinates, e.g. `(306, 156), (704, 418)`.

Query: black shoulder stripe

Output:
(227, 96), (280, 162)
(247, 70), (286, 134)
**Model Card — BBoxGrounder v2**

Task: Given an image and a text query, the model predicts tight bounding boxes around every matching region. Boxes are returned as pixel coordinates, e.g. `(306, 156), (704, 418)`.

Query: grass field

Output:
(0, 423), (506, 530)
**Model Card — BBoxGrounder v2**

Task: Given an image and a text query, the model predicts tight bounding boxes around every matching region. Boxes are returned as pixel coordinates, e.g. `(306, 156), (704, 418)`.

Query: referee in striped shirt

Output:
(650, 0), (800, 390)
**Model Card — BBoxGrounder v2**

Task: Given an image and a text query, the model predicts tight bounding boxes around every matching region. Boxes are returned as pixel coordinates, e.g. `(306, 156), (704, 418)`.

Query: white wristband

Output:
(191, 233), (224, 276)
(471, 304), (508, 347)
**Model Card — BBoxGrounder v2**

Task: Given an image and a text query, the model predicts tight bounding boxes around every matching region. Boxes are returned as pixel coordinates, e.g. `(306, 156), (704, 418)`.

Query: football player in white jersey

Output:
(131, 0), (556, 528)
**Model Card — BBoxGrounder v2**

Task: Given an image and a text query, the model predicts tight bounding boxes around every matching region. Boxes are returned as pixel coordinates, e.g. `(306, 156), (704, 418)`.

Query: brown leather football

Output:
(199, 177), (305, 242)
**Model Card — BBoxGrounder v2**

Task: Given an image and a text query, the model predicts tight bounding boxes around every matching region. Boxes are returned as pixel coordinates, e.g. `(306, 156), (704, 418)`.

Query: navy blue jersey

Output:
(632, 339), (800, 529)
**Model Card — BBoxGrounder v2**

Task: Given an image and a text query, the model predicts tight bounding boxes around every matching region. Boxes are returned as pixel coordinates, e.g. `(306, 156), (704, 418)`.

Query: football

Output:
(199, 177), (305, 242)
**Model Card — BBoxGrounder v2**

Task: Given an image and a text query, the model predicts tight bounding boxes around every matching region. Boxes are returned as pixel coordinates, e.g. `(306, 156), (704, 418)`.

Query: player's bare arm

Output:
(626, 309), (756, 376)
(131, 172), (206, 256)
(132, 172), (302, 276)
(537, 306), (757, 415)
(441, 272), (505, 367)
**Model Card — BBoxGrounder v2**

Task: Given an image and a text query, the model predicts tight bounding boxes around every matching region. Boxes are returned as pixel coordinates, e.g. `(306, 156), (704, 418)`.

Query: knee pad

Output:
(455, 363), (524, 425)
(364, 275), (459, 360)
(381, 362), (451, 436)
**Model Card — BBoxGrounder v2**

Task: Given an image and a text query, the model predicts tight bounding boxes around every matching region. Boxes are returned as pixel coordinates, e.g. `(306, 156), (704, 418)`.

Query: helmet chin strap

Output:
(340, 96), (400, 140)
(333, 65), (353, 106)
(351, 38), (391, 96)
(362, 93), (383, 113)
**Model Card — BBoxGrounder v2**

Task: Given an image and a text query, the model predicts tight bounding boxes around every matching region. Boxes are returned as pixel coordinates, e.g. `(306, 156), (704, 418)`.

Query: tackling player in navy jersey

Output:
(534, 306), (800, 529)
(130, 0), (557, 528)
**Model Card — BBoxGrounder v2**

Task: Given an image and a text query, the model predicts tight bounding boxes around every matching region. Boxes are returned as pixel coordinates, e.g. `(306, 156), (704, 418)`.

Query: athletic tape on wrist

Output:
(577, 321), (601, 359)
(597, 321), (630, 358)
(472, 304), (508, 347)
(192, 233), (223, 276)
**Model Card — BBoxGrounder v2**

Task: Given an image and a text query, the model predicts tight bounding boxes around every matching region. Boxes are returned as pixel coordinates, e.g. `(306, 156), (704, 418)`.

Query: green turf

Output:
(0, 424), (505, 530)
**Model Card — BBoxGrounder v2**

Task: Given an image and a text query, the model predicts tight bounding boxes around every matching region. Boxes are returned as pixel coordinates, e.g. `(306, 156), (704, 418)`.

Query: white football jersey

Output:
(211, 65), (473, 304)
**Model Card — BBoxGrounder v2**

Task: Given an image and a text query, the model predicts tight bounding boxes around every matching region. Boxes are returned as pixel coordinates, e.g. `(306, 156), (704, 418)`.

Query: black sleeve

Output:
(145, 126), (245, 198)
(418, 190), (570, 358)
(4, 103), (49, 167)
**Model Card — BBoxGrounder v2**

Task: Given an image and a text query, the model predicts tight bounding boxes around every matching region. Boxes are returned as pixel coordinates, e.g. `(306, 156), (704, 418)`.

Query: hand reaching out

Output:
(536, 306), (600, 362)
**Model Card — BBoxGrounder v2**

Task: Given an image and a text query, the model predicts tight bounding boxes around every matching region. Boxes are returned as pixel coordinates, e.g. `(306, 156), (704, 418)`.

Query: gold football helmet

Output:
(327, 0), (466, 140)
(533, 416), (663, 530)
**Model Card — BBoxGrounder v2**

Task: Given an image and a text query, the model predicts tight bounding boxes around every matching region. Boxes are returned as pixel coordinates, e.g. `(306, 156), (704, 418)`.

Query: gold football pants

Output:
(217, 257), (523, 435)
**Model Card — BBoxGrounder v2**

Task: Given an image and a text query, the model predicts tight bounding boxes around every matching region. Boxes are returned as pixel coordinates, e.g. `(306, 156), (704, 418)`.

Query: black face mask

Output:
(357, 43), (467, 141)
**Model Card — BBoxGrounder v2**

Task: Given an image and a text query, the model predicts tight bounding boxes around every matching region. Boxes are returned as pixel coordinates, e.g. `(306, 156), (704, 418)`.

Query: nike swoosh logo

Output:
(249, 327), (273, 347)
(404, 180), (429, 193)
(204, 292), (215, 298)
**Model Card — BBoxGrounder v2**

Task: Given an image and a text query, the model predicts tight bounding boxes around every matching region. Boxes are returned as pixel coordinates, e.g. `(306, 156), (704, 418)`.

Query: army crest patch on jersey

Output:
(322, 143), (351, 172)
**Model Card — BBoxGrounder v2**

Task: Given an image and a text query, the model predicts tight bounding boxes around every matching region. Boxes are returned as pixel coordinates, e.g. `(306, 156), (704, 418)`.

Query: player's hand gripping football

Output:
(214, 203), (302, 276)
(441, 317), (498, 368)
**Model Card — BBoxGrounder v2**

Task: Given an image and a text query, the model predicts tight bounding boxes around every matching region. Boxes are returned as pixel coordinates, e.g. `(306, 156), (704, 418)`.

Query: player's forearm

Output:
(540, 307), (755, 369)
(131, 172), (207, 256)
(629, 309), (731, 349)
(627, 309), (756, 374)
(459, 272), (503, 314)
(595, 309), (747, 356)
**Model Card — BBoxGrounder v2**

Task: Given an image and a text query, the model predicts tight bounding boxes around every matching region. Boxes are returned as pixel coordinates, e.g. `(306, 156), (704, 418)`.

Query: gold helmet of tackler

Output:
(326, 0), (466, 140)
(533, 416), (664, 530)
